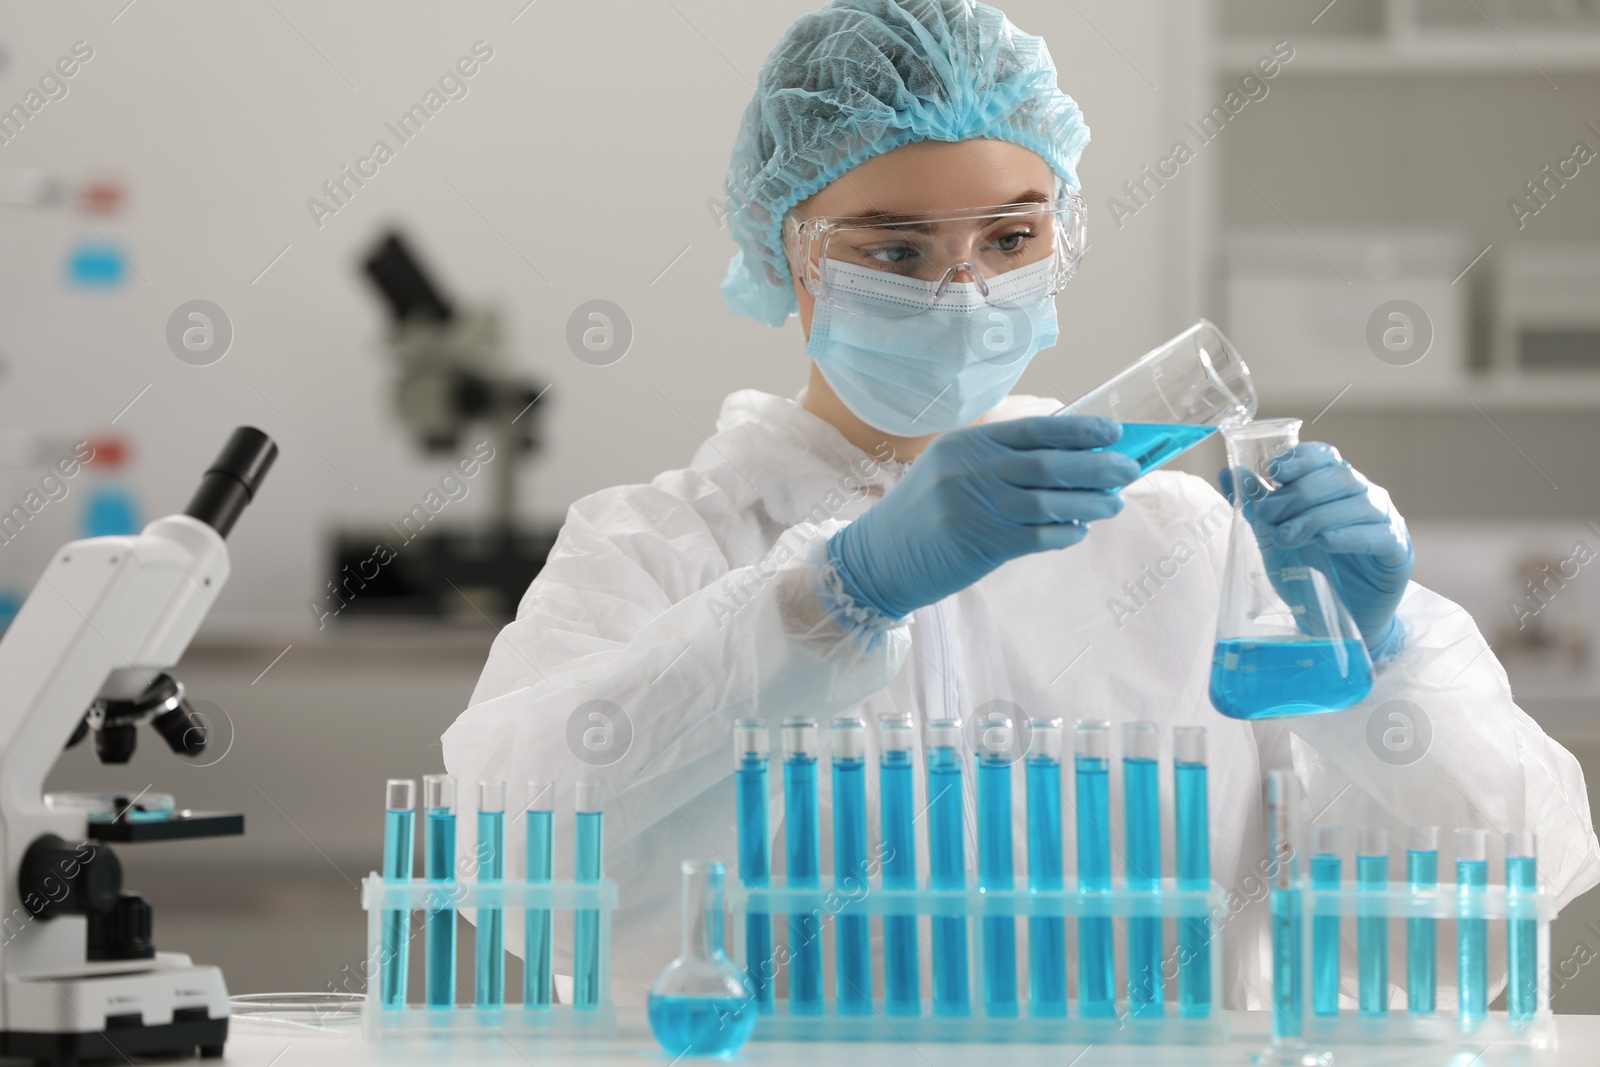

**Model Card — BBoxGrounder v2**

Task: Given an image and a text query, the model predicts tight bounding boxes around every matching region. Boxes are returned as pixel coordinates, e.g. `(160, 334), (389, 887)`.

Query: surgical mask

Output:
(805, 256), (1060, 437)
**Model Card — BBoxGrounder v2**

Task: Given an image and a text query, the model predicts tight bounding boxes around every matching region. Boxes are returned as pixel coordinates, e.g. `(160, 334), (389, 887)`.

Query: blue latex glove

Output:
(829, 416), (1141, 620)
(1219, 442), (1414, 663)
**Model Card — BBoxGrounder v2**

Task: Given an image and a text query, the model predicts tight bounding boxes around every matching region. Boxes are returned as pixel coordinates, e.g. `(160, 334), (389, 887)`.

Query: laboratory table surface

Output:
(202, 1010), (1597, 1066)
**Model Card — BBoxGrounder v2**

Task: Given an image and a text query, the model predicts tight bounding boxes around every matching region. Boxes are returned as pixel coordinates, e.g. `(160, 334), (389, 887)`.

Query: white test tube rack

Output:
(1281, 879), (1558, 1050)
(728, 877), (1231, 1044)
(359, 875), (619, 1038)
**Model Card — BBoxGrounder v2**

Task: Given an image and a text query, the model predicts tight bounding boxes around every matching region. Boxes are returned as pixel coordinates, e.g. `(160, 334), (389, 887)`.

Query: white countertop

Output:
(221, 1009), (1597, 1065)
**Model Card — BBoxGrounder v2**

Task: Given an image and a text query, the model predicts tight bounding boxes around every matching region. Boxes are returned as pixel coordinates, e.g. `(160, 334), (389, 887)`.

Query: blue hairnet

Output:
(720, 0), (1090, 327)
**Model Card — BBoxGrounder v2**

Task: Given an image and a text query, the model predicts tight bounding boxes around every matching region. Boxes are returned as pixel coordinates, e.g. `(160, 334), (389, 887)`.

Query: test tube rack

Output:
(1276, 878), (1558, 1050)
(728, 876), (1230, 1043)
(359, 875), (619, 1038)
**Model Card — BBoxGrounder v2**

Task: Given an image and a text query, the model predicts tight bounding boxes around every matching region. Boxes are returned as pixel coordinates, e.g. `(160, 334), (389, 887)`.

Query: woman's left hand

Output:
(1220, 441), (1414, 661)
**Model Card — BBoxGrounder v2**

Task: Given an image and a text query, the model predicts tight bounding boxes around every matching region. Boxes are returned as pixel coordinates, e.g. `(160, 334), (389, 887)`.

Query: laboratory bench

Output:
(214, 1010), (1598, 1065)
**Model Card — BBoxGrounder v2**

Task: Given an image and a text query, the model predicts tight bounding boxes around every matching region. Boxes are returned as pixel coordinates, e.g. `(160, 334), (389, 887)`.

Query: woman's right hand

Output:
(827, 415), (1141, 619)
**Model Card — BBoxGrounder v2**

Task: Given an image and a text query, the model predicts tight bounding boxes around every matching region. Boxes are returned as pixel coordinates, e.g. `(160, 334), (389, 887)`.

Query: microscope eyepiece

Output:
(182, 426), (278, 539)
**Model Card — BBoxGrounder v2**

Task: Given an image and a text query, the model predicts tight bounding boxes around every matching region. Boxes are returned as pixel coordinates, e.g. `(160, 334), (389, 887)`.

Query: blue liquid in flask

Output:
(1210, 637), (1372, 720)
(648, 995), (758, 1058)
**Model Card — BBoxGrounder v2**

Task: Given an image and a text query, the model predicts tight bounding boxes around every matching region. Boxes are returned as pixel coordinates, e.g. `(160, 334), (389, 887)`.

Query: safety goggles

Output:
(782, 191), (1087, 318)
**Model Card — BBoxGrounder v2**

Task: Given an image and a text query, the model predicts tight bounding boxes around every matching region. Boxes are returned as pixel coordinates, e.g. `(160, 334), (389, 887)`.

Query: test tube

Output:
(1356, 827), (1389, 1017)
(475, 781), (506, 1008)
(573, 781), (604, 1011)
(977, 712), (1017, 1017)
(1173, 726), (1211, 1018)
(1310, 826), (1342, 1017)
(381, 779), (415, 1010)
(926, 719), (970, 1017)
(1456, 828), (1489, 1021)
(1026, 718), (1066, 1018)
(734, 720), (773, 1012)
(879, 714), (920, 1016)
(1506, 830), (1538, 1020)
(831, 716), (872, 1014)
(1074, 721), (1115, 1019)
(783, 717), (823, 1015)
(1265, 770), (1305, 1045)
(1122, 722), (1163, 1016)
(1406, 826), (1438, 1015)
(423, 774), (457, 1008)
(523, 781), (554, 1009)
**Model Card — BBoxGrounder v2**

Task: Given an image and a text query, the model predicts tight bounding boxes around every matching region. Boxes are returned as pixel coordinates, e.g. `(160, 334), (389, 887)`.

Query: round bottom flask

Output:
(647, 859), (757, 1058)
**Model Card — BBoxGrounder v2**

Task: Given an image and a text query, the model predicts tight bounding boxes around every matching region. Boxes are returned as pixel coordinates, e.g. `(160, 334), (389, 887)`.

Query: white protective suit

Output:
(443, 385), (1600, 1009)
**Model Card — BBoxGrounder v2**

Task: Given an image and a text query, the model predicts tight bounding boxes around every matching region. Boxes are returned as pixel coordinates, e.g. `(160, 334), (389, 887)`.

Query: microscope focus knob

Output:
(19, 834), (122, 920)
(88, 892), (155, 961)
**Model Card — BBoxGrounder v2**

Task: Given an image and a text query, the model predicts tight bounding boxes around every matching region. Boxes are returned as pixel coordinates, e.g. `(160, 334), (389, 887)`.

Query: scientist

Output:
(444, 0), (1600, 1008)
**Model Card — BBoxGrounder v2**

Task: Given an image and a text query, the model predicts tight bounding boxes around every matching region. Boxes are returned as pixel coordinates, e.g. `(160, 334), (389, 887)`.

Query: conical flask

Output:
(1211, 418), (1374, 720)
(647, 860), (757, 1057)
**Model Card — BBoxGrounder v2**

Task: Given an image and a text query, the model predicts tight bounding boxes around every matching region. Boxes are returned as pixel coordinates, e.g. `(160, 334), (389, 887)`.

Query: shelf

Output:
(1218, 31), (1600, 74)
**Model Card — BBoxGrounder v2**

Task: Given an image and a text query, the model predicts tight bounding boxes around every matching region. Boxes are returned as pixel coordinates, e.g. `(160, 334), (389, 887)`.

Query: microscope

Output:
(0, 427), (276, 1065)
(327, 230), (555, 620)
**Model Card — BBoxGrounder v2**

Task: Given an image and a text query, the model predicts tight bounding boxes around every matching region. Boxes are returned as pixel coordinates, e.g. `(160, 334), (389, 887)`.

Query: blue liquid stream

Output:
(524, 808), (554, 1008)
(1210, 637), (1373, 720)
(1407, 848), (1437, 1014)
(1174, 760), (1211, 1018)
(1075, 755), (1115, 1018)
(648, 994), (758, 1058)
(832, 753), (872, 1013)
(1124, 756), (1163, 1016)
(977, 755), (1017, 1017)
(784, 754), (823, 1015)
(1311, 853), (1340, 1017)
(574, 810), (603, 1010)
(1357, 852), (1388, 1016)
(880, 749), (920, 1016)
(1458, 858), (1488, 1020)
(425, 807), (456, 1008)
(927, 746), (970, 1017)
(1026, 753), (1066, 1018)
(476, 810), (505, 1007)
(1100, 422), (1217, 475)
(735, 755), (773, 1012)
(1508, 854), (1538, 1019)
(381, 808), (414, 1010)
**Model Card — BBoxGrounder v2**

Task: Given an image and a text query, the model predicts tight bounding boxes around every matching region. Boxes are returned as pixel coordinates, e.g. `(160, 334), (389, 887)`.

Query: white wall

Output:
(0, 0), (1204, 629)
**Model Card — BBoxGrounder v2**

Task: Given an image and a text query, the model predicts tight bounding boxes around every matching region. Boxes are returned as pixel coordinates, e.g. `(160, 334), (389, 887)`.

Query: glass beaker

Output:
(647, 860), (757, 1058)
(1211, 418), (1374, 720)
(1057, 318), (1257, 475)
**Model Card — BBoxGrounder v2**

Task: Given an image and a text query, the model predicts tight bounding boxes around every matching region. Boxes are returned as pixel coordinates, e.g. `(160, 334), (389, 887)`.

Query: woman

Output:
(444, 0), (1599, 1009)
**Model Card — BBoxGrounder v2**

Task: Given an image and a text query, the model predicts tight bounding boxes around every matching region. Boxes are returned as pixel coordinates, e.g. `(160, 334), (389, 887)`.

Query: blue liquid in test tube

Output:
(783, 718), (823, 1015)
(1074, 721), (1114, 1019)
(926, 719), (970, 1017)
(1310, 826), (1342, 1018)
(574, 782), (604, 1011)
(1356, 827), (1389, 1017)
(977, 711), (1018, 1017)
(524, 781), (554, 1009)
(1456, 828), (1489, 1022)
(831, 716), (873, 1014)
(381, 779), (415, 1010)
(1173, 726), (1211, 1018)
(1506, 830), (1539, 1021)
(475, 781), (506, 1008)
(423, 774), (457, 1008)
(734, 720), (773, 1013)
(1406, 826), (1438, 1015)
(1026, 719), (1065, 1018)
(1265, 771), (1306, 1046)
(1123, 722), (1163, 1016)
(879, 714), (920, 1016)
